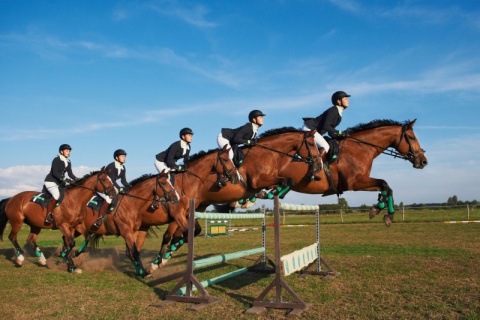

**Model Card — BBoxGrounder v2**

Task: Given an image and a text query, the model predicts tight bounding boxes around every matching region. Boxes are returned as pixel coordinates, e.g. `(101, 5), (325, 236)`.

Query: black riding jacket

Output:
(44, 155), (78, 184)
(105, 161), (130, 189)
(221, 122), (258, 145)
(303, 106), (342, 137)
(156, 140), (191, 169)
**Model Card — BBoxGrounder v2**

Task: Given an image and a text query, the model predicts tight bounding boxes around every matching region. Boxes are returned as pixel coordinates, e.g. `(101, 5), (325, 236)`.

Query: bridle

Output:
(215, 148), (237, 183)
(153, 174), (179, 204)
(71, 172), (115, 198)
(254, 131), (322, 165)
(347, 124), (426, 163)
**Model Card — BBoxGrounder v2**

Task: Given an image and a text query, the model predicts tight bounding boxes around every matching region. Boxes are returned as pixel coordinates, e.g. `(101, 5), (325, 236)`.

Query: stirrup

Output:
(44, 212), (54, 224)
(93, 217), (103, 228)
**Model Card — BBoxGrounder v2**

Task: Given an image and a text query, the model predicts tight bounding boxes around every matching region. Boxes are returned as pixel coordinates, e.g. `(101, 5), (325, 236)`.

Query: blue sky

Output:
(1, 0), (479, 207)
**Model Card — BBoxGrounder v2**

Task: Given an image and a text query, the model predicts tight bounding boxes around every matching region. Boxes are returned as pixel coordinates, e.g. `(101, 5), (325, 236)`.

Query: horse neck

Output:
(354, 126), (402, 152)
(188, 153), (217, 181)
(67, 176), (99, 202)
(255, 133), (301, 158)
(130, 178), (156, 202)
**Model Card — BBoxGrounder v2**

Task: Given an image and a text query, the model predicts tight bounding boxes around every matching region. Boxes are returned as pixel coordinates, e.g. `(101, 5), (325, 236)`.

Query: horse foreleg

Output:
(58, 225), (81, 274)
(149, 224), (176, 273)
(26, 227), (47, 266)
(124, 236), (149, 277)
(73, 224), (89, 257)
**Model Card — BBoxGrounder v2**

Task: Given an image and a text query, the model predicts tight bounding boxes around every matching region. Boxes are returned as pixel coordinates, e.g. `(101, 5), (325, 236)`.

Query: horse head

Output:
(216, 145), (239, 184)
(155, 170), (180, 204)
(395, 119), (428, 169)
(298, 129), (323, 173)
(96, 166), (117, 198)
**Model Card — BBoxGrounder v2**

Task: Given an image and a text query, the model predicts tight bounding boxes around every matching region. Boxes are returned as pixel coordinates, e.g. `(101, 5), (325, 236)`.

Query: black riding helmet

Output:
(59, 144), (72, 152)
(248, 109), (266, 122)
(114, 149), (127, 159)
(179, 127), (194, 139)
(331, 91), (351, 105)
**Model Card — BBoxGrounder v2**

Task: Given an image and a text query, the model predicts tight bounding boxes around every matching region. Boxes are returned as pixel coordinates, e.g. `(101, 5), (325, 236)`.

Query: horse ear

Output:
(310, 129), (317, 135)
(100, 166), (106, 172)
(407, 119), (417, 129)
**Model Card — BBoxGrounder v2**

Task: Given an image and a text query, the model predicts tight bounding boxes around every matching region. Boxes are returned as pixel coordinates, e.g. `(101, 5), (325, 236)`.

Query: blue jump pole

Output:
(193, 247), (265, 269)
(176, 267), (249, 295)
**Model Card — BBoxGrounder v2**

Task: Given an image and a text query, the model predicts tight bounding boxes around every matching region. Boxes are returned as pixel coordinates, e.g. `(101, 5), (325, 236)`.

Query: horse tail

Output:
(0, 198), (11, 241)
(212, 203), (236, 213)
(89, 233), (104, 251)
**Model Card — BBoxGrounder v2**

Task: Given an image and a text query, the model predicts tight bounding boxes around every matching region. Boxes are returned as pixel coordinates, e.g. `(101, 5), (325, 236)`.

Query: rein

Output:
(346, 125), (425, 162)
(254, 132), (320, 164)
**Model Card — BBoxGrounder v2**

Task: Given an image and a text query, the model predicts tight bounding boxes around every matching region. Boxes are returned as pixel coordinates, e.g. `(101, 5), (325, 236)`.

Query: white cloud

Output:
(0, 165), (97, 199)
(147, 2), (218, 28)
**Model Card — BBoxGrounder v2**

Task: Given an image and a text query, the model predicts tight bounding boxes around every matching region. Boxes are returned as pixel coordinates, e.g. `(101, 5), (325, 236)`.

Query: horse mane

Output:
(259, 126), (301, 138)
(189, 148), (218, 163)
(130, 174), (156, 186)
(67, 170), (101, 189)
(348, 119), (407, 134)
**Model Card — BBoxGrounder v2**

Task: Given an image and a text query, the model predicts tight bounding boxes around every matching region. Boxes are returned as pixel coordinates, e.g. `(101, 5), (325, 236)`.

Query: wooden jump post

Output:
(150, 200), (272, 311)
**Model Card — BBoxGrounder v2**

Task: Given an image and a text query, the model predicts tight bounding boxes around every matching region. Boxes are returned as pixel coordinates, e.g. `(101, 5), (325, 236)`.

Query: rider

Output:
(93, 149), (131, 228)
(217, 109), (266, 161)
(302, 91), (350, 168)
(155, 128), (193, 184)
(216, 109), (266, 188)
(44, 144), (79, 224)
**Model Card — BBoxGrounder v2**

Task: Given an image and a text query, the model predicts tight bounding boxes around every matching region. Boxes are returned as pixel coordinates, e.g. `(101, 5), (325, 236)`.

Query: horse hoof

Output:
(369, 206), (381, 219)
(149, 263), (159, 273)
(16, 254), (25, 266)
(39, 258), (47, 266)
(73, 268), (83, 274)
(383, 215), (392, 227)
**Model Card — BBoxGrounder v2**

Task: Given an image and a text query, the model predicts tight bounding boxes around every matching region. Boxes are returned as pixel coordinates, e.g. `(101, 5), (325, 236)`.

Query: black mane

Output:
(67, 170), (100, 189)
(259, 126), (301, 138)
(348, 119), (407, 134)
(130, 174), (156, 186)
(189, 148), (219, 163)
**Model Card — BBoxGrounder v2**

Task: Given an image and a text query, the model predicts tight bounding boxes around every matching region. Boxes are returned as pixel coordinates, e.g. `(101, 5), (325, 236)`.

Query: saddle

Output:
(324, 137), (339, 163)
(30, 192), (53, 208)
(86, 195), (105, 212)
(232, 145), (244, 168)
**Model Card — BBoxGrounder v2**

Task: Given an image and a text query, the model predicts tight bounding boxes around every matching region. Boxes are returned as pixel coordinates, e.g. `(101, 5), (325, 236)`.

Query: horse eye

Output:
(408, 135), (417, 141)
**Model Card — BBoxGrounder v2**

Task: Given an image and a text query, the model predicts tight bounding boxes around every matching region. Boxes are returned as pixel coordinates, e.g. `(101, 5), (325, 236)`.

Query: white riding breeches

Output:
(217, 133), (234, 159)
(155, 160), (171, 179)
(302, 124), (330, 152)
(44, 181), (61, 200)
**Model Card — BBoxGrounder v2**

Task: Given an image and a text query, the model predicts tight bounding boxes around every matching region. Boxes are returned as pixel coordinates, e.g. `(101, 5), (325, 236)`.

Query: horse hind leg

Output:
(59, 229), (82, 274)
(26, 229), (47, 266)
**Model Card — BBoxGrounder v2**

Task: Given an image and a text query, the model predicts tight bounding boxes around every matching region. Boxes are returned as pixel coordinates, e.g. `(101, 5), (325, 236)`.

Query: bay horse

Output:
(77, 170), (178, 277)
(0, 168), (116, 273)
(275, 119), (427, 226)
(140, 128), (323, 271)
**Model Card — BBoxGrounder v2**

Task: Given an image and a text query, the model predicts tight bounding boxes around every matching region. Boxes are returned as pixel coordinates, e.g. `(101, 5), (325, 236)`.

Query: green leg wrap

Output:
(16, 249), (22, 256)
(163, 251), (171, 260)
(248, 196), (256, 203)
(170, 239), (184, 252)
(77, 242), (87, 254)
(35, 249), (41, 258)
(238, 199), (245, 204)
(387, 196), (395, 214)
(153, 254), (161, 265)
(134, 261), (143, 275)
(377, 190), (387, 209)
(277, 186), (290, 198)
(267, 186), (283, 199)
(61, 248), (70, 258)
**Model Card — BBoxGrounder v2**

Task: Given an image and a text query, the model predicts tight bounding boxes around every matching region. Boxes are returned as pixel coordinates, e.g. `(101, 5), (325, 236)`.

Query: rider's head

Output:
(331, 91), (350, 109)
(113, 149), (127, 164)
(179, 127), (194, 143)
(248, 109), (266, 127)
(59, 144), (72, 157)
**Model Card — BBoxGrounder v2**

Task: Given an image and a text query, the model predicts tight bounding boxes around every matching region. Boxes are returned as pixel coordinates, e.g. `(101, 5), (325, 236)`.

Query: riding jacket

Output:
(156, 140), (191, 169)
(221, 122), (259, 145)
(303, 106), (343, 137)
(44, 154), (78, 184)
(105, 161), (130, 189)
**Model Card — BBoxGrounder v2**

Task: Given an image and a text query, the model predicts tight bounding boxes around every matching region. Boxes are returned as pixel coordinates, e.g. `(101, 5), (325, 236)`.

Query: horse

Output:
(273, 119), (427, 226)
(141, 128), (324, 271)
(0, 168), (116, 273)
(78, 170), (178, 277)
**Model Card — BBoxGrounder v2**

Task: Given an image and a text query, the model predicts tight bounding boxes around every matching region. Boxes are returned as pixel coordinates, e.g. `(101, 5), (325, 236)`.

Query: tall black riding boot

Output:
(44, 200), (58, 224)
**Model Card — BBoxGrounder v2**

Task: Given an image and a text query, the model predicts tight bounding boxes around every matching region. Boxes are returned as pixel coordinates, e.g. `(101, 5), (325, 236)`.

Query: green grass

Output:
(1, 211), (479, 319)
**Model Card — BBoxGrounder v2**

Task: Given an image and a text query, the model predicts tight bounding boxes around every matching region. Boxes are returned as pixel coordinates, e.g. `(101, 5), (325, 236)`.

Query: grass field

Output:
(0, 211), (479, 319)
